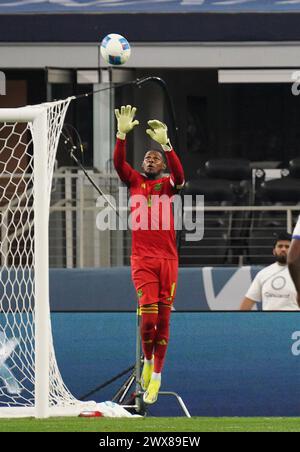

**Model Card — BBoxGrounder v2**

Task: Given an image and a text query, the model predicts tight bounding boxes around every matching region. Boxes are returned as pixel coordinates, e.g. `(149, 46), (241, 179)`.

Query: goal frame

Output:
(0, 106), (49, 418)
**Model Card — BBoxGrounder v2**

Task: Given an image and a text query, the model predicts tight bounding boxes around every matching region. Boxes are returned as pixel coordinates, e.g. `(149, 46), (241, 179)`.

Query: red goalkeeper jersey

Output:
(113, 138), (185, 260)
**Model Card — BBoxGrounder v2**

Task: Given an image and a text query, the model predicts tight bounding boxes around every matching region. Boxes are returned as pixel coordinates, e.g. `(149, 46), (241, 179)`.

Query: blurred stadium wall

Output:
(1, 1), (300, 176)
(48, 267), (263, 311)
(52, 311), (300, 417)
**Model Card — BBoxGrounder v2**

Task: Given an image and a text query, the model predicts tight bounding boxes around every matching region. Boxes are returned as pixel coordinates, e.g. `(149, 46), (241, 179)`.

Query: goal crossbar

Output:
(0, 98), (95, 418)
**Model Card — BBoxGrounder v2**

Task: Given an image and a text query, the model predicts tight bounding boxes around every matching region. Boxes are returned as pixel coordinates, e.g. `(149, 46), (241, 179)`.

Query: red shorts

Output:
(131, 256), (178, 306)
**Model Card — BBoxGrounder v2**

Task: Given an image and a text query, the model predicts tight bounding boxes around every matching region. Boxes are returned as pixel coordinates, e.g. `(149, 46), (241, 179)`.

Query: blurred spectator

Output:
(240, 232), (299, 310)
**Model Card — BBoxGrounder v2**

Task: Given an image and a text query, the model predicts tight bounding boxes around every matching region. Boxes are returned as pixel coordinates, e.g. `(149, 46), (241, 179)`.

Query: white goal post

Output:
(0, 99), (96, 418)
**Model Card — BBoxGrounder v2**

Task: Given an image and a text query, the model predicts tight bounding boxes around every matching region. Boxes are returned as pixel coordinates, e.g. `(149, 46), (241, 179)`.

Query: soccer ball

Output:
(100, 34), (131, 65)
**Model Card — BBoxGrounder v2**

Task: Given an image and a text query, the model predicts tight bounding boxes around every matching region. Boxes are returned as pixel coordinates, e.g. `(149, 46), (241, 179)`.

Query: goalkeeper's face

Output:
(142, 151), (166, 179)
(273, 240), (291, 264)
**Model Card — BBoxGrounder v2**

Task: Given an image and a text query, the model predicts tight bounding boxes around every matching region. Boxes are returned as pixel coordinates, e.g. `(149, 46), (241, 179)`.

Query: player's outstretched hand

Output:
(146, 120), (172, 151)
(115, 105), (139, 140)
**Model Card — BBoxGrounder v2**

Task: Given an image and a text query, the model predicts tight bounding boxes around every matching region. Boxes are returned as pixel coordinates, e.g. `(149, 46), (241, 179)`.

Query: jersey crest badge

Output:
(154, 183), (163, 191)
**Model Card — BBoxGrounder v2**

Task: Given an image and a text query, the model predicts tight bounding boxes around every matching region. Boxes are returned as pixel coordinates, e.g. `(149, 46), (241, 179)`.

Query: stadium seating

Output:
(179, 178), (234, 265)
(180, 159), (252, 266)
(181, 158), (300, 266)
(248, 174), (300, 264)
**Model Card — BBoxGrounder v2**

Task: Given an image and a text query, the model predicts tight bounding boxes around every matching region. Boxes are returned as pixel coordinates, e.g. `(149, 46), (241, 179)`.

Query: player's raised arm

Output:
(113, 105), (139, 184)
(146, 120), (185, 189)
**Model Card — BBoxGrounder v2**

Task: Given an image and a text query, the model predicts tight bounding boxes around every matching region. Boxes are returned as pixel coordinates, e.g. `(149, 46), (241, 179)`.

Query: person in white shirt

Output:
(240, 232), (299, 311)
(288, 215), (300, 308)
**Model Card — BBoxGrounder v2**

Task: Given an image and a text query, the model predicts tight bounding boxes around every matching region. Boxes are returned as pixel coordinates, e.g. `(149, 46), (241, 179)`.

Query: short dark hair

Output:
(273, 232), (292, 247)
(144, 149), (167, 164)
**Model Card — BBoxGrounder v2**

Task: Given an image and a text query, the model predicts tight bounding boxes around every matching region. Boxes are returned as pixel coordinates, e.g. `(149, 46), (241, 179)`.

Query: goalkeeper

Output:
(113, 105), (185, 405)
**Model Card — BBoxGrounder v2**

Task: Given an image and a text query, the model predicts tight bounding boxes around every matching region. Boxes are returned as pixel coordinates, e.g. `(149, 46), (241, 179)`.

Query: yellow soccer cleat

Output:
(140, 359), (154, 391)
(143, 378), (161, 405)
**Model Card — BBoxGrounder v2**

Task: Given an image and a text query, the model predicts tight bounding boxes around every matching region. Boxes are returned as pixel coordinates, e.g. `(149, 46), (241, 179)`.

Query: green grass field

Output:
(0, 417), (300, 432)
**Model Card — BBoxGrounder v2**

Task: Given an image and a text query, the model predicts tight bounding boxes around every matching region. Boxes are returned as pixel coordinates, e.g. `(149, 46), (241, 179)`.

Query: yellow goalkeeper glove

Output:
(115, 105), (139, 140)
(146, 120), (172, 152)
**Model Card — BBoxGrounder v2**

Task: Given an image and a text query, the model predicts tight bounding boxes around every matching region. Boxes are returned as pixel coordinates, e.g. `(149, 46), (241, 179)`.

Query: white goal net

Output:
(0, 99), (96, 418)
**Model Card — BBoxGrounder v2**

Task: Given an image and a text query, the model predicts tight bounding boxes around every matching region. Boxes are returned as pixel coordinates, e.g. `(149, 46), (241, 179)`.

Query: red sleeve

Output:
(165, 149), (185, 189)
(113, 138), (134, 185)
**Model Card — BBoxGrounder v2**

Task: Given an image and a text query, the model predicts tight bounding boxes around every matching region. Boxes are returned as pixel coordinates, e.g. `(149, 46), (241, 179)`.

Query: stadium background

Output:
(1, 0), (300, 418)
